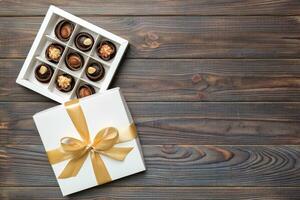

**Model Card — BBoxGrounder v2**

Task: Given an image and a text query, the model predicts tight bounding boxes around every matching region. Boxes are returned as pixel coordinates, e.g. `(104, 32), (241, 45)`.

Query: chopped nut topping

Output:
(83, 38), (92, 46)
(48, 46), (61, 60)
(57, 75), (71, 89)
(87, 66), (97, 74)
(99, 44), (113, 58)
(39, 65), (48, 75)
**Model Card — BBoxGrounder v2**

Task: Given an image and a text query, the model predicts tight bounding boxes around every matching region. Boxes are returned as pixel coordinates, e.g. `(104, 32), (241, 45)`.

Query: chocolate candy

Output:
(75, 32), (94, 52)
(55, 73), (75, 92)
(55, 20), (74, 42)
(85, 62), (105, 81)
(45, 43), (64, 63)
(97, 41), (116, 61)
(65, 52), (84, 71)
(76, 84), (95, 98)
(34, 64), (53, 83)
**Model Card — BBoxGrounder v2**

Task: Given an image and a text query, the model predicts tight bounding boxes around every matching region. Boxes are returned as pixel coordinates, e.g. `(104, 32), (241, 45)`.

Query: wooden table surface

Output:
(1, 1), (300, 199)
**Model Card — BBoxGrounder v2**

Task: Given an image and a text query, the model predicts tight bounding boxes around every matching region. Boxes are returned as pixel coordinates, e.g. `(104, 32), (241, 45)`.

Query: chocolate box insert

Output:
(16, 6), (128, 103)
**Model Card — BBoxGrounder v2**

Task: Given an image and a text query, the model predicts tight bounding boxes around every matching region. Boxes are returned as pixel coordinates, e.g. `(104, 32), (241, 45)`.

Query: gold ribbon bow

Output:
(46, 99), (137, 185)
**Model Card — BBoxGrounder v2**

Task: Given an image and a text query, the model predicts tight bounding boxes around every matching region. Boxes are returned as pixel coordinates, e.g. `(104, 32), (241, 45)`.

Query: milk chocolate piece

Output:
(34, 64), (53, 83)
(75, 32), (94, 52)
(65, 52), (84, 71)
(85, 62), (105, 81)
(55, 73), (75, 92)
(97, 41), (116, 61)
(45, 43), (64, 63)
(76, 84), (95, 98)
(55, 20), (74, 42)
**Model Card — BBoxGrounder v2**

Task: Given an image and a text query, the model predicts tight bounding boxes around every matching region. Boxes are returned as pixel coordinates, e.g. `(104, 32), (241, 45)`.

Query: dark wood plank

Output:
(1, 187), (300, 200)
(1, 145), (300, 187)
(3, 120), (300, 145)
(2, 16), (300, 59)
(3, 59), (300, 102)
(1, 0), (300, 16)
(1, 102), (300, 145)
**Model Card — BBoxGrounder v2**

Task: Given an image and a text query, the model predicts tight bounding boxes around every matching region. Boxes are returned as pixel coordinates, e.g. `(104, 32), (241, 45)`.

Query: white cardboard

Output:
(33, 88), (146, 196)
(16, 5), (128, 103)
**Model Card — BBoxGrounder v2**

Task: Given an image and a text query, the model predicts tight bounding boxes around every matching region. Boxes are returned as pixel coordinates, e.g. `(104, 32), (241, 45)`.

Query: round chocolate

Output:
(85, 62), (105, 81)
(97, 41), (116, 61)
(45, 43), (64, 63)
(34, 64), (53, 83)
(65, 52), (84, 71)
(55, 73), (75, 92)
(75, 32), (94, 52)
(76, 84), (95, 98)
(55, 20), (74, 42)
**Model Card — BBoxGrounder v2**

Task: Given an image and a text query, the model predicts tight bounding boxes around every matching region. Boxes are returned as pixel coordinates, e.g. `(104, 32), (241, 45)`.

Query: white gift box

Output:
(17, 5), (128, 103)
(33, 88), (146, 196)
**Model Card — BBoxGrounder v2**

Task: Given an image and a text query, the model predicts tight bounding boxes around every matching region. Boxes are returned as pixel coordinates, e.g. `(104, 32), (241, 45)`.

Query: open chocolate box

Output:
(16, 5), (128, 103)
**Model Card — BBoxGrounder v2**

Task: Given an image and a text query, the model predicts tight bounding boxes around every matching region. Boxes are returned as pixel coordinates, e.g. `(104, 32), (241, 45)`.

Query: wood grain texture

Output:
(1, 187), (300, 200)
(1, 1), (300, 199)
(1, 0), (300, 16)
(1, 145), (300, 187)
(1, 102), (300, 145)
(3, 59), (300, 102)
(2, 16), (300, 59)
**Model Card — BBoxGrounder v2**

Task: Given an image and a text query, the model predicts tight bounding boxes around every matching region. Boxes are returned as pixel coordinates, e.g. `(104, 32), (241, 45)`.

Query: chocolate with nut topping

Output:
(97, 41), (116, 61)
(55, 74), (75, 92)
(45, 43), (64, 63)
(76, 84), (95, 98)
(85, 62), (105, 81)
(75, 32), (94, 52)
(34, 64), (53, 83)
(65, 52), (84, 71)
(55, 20), (74, 42)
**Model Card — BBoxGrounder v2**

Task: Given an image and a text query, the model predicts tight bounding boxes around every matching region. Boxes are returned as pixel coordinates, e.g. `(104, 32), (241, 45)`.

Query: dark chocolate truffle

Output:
(65, 52), (84, 71)
(85, 62), (105, 81)
(34, 64), (53, 83)
(55, 73), (75, 92)
(97, 41), (116, 61)
(76, 84), (95, 98)
(55, 20), (74, 42)
(75, 32), (94, 52)
(45, 43), (64, 63)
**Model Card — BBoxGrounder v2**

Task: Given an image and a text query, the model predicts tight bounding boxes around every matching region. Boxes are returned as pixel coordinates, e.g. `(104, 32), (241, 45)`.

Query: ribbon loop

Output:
(60, 137), (86, 152)
(92, 127), (119, 151)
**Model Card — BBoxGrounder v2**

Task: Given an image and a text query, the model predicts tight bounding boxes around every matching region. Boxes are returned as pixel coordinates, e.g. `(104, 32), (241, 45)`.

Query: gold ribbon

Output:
(46, 99), (137, 185)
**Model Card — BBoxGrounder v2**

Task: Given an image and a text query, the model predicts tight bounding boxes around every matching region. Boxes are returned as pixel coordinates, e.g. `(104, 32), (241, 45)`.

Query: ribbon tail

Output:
(47, 147), (73, 164)
(65, 99), (91, 143)
(100, 147), (134, 161)
(58, 152), (89, 179)
(90, 151), (111, 185)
